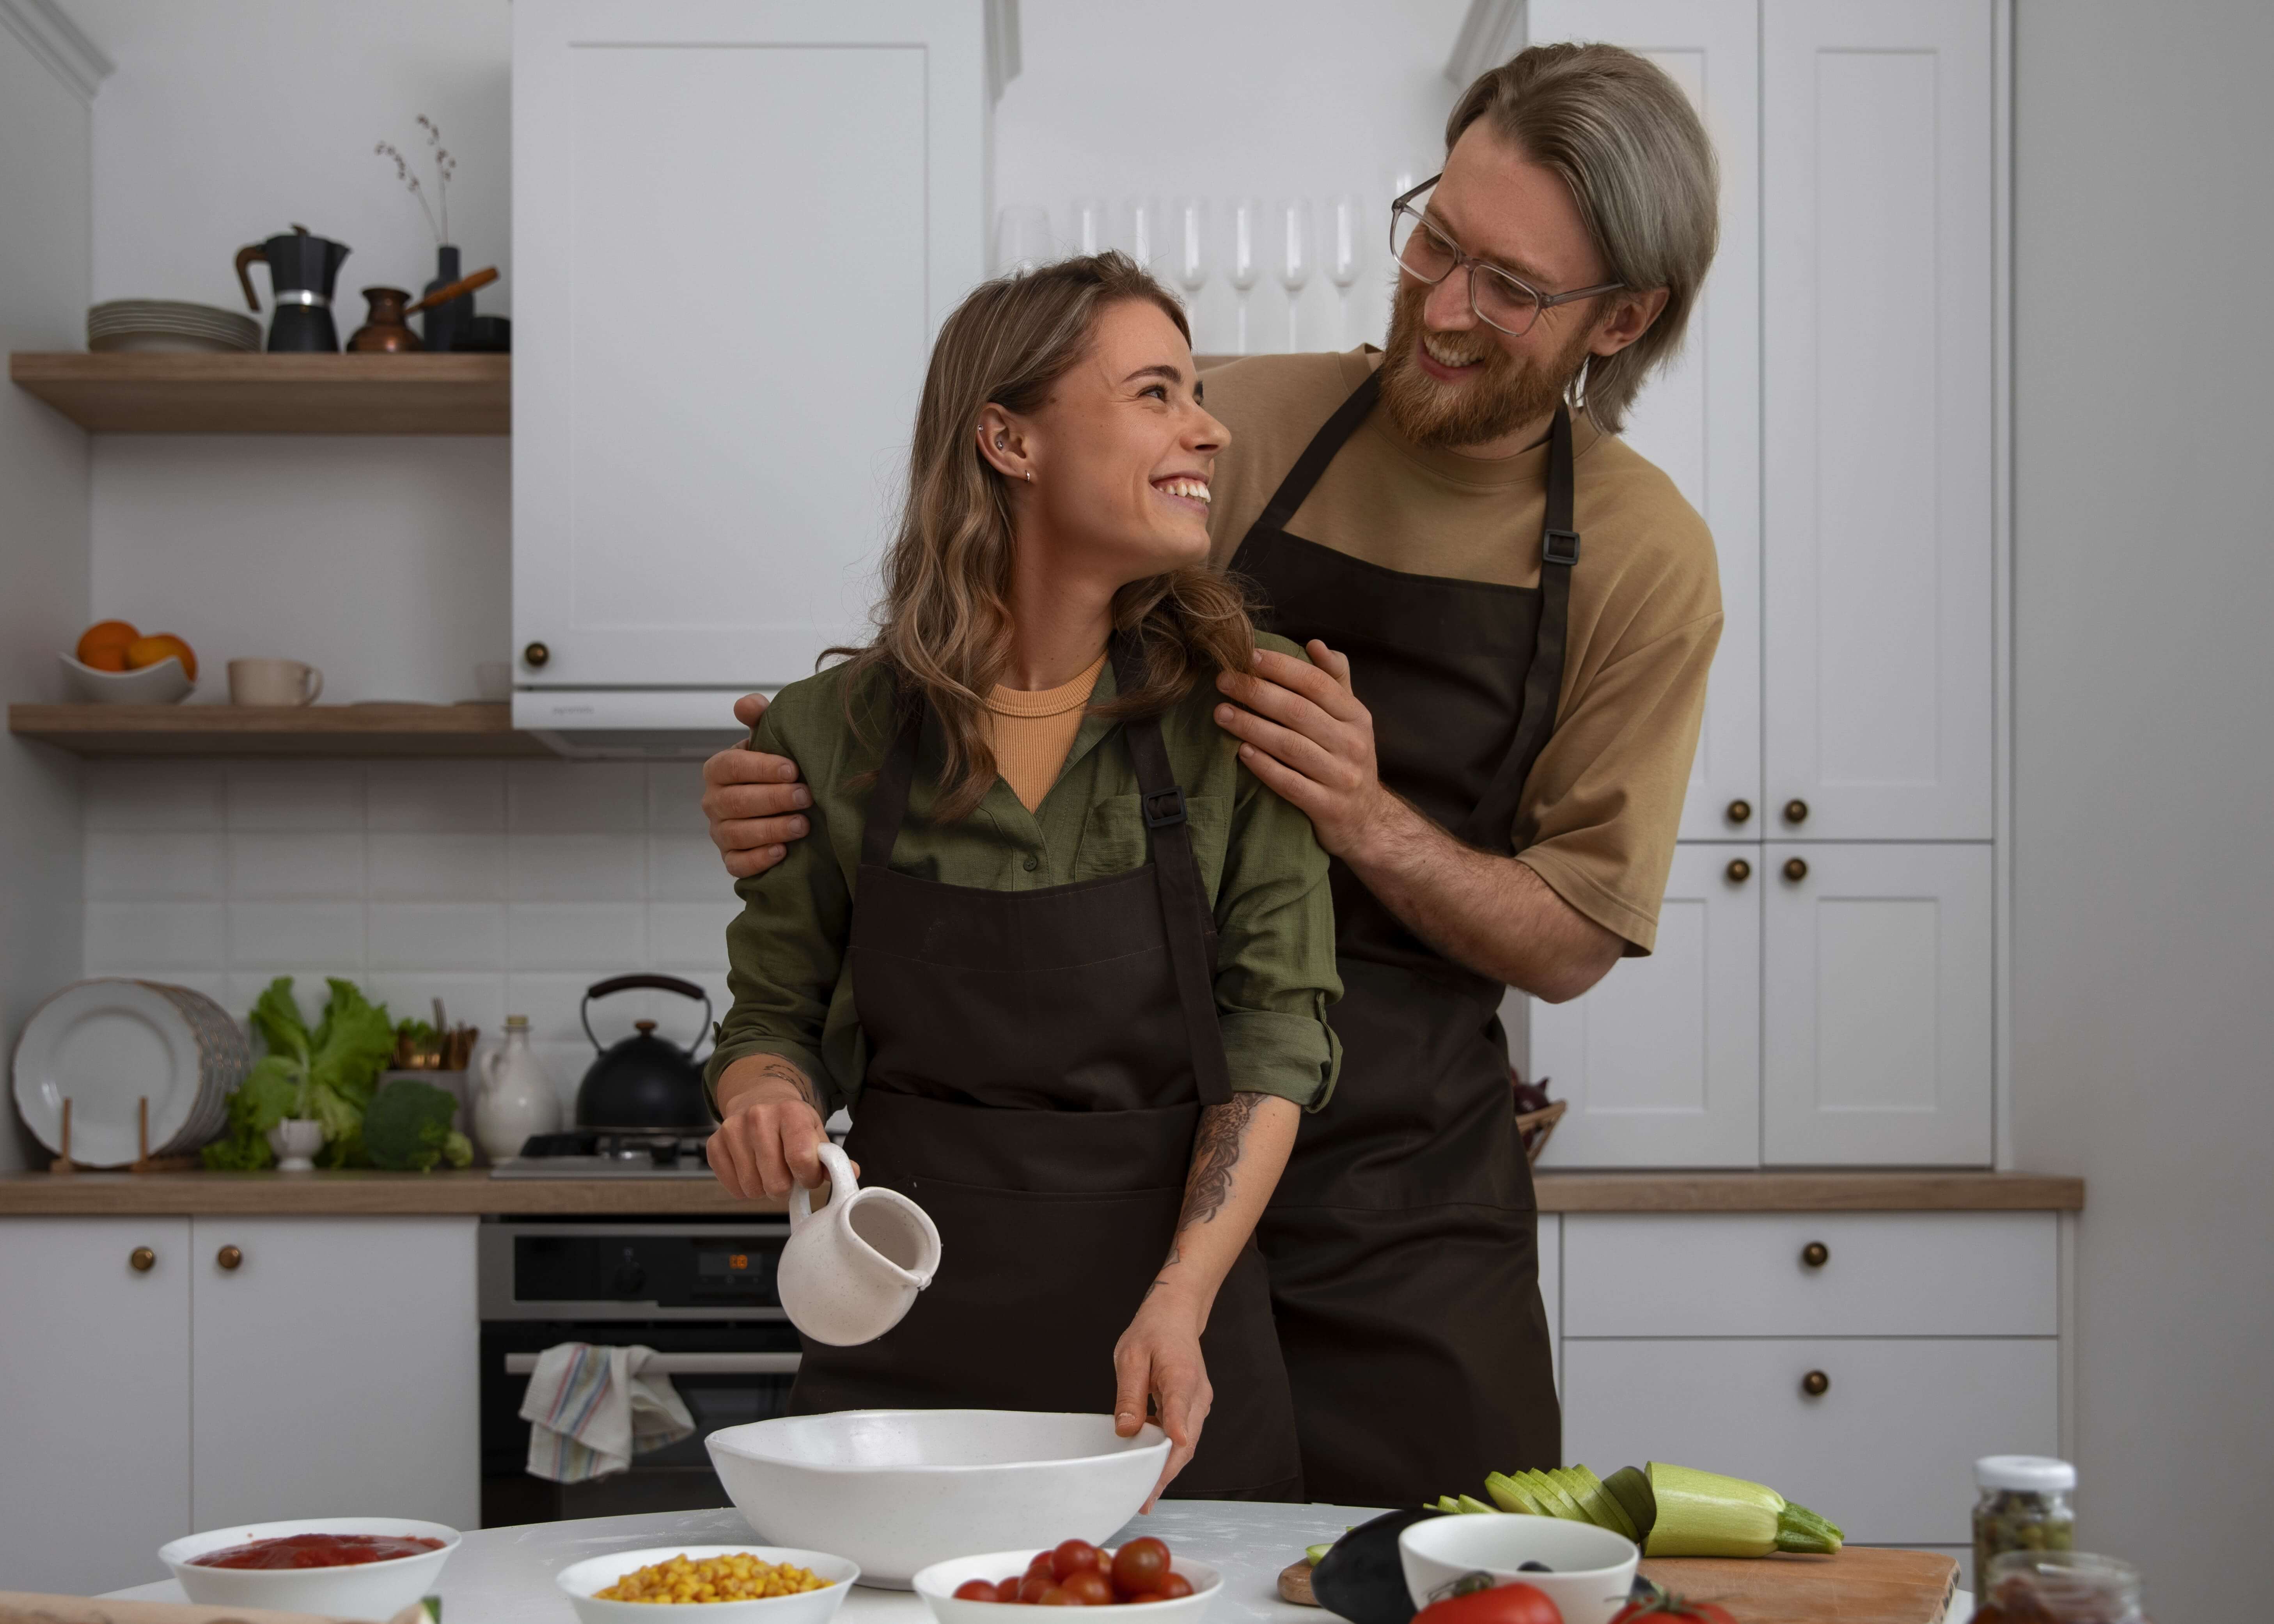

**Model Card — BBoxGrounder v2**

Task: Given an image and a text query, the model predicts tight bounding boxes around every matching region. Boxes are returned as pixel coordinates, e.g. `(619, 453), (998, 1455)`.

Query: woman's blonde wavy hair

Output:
(834, 251), (1256, 822)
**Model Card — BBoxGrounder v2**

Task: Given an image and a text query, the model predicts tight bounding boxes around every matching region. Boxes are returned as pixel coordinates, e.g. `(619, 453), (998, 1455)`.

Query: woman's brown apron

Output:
(1231, 369), (1573, 1505)
(789, 636), (1303, 1501)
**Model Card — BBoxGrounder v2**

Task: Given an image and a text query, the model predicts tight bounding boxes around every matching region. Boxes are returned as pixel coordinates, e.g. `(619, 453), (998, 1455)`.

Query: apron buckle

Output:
(1541, 527), (1581, 566)
(1142, 786), (1188, 828)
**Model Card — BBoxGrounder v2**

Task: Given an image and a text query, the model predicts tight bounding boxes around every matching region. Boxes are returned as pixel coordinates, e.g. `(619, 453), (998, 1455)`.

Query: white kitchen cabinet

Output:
(1761, 0), (1996, 841)
(1562, 1336), (2056, 1544)
(1534, 845), (1762, 1168)
(1527, 0), (1763, 842)
(513, 0), (993, 691)
(1763, 842), (1992, 1164)
(190, 1217), (480, 1531)
(0, 1218), (192, 1594)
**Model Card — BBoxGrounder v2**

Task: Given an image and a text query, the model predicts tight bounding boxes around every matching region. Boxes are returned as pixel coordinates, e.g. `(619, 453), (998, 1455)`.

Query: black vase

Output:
(420, 244), (475, 353)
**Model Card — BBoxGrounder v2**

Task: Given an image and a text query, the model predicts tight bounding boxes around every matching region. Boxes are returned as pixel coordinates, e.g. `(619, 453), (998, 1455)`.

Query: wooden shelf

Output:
(8, 703), (552, 758)
(8, 351), (510, 434)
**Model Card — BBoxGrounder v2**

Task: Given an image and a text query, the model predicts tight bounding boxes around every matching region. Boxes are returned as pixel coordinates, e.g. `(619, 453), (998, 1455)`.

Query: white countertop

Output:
(109, 1500), (1380, 1624)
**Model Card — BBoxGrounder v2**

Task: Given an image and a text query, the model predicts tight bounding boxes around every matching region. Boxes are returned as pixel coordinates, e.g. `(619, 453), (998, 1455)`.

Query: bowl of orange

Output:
(61, 620), (196, 704)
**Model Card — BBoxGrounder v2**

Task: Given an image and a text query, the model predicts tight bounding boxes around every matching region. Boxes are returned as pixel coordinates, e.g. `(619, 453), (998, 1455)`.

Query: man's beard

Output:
(1376, 277), (1596, 451)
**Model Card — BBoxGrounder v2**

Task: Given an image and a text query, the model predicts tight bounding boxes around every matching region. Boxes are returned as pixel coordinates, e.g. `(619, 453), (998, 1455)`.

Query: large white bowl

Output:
(556, 1543), (858, 1624)
(706, 1410), (1169, 1589)
(58, 651), (193, 704)
(913, 1550), (1220, 1624)
(1400, 1514), (1639, 1624)
(160, 1516), (459, 1616)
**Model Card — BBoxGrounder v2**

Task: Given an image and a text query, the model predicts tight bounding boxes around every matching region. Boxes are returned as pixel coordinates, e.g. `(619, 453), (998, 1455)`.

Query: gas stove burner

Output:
(493, 1128), (717, 1179)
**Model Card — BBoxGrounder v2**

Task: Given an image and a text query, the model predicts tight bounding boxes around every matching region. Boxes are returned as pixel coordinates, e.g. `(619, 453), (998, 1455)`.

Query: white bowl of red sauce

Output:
(159, 1517), (459, 1615)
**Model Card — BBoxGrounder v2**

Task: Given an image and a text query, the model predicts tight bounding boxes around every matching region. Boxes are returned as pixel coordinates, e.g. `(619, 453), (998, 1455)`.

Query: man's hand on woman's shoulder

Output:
(702, 692), (816, 878)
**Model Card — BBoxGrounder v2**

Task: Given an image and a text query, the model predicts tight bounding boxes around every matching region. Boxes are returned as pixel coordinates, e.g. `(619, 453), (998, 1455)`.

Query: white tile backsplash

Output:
(85, 759), (740, 1053)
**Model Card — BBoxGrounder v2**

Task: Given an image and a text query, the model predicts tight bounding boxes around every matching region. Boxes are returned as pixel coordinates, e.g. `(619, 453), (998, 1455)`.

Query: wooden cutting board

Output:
(1276, 1547), (1959, 1624)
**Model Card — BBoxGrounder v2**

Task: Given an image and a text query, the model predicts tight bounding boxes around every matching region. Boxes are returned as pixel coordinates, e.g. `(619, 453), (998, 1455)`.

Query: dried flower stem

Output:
(374, 115), (459, 247)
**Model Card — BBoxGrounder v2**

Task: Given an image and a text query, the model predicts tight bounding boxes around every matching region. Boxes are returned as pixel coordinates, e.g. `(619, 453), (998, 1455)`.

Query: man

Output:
(701, 43), (1721, 1505)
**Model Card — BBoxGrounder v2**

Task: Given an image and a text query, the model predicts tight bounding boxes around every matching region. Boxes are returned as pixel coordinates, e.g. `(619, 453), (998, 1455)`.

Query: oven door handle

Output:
(503, 1351), (802, 1376)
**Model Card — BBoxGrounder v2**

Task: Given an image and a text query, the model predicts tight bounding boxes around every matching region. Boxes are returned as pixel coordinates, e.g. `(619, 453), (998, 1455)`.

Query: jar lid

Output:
(1976, 1454), (2076, 1490)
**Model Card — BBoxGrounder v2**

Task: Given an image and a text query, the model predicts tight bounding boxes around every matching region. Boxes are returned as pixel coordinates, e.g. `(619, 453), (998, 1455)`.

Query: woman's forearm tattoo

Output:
(1176, 1092), (1266, 1234)
(757, 1056), (822, 1113)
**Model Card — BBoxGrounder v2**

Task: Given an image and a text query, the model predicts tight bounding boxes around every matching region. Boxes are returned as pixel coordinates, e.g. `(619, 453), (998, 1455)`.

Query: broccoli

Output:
(362, 1078), (475, 1173)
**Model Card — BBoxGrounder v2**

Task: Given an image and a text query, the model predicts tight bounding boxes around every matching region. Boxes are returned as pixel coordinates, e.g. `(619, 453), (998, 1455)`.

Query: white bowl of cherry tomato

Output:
(1400, 1514), (1639, 1624)
(913, 1538), (1219, 1623)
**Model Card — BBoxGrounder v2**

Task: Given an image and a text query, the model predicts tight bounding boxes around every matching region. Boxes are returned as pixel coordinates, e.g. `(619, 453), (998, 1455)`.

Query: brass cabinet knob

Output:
(1725, 858), (1752, 884)
(1801, 1369), (1831, 1398)
(523, 641), (550, 668)
(129, 1247), (156, 1273)
(1726, 798), (1753, 825)
(1782, 856), (1809, 882)
(1783, 798), (1810, 825)
(1801, 1241), (1830, 1268)
(216, 1245), (243, 1271)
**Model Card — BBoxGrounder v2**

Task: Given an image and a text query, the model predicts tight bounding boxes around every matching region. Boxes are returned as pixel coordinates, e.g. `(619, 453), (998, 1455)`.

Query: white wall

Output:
(0, 5), (96, 1172)
(2011, 2), (2274, 1618)
(995, 0), (1470, 355)
(71, 0), (512, 706)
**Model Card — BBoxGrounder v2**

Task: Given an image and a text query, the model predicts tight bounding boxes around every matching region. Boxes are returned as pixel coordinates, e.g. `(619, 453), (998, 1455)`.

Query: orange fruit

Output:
(76, 619), (140, 668)
(124, 633), (197, 681)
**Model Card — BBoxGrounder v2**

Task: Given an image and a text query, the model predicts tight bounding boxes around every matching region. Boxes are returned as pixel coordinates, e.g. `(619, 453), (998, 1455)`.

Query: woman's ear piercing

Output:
(995, 434), (1007, 449)
(1025, 470), (1034, 482)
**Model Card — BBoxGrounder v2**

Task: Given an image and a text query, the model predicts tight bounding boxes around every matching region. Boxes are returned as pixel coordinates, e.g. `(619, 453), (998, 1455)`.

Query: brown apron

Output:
(788, 636), (1303, 1501)
(1231, 369), (1572, 1505)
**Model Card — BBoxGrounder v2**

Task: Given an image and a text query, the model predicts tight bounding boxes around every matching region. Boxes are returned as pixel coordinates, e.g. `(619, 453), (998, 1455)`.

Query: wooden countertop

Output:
(0, 1167), (2083, 1216)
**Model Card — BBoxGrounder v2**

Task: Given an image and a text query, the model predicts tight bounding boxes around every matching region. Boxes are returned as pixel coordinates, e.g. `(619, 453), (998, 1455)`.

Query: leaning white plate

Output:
(14, 979), (210, 1166)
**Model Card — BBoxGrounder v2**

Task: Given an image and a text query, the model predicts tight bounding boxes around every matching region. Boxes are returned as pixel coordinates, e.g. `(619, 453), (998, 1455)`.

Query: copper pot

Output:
(346, 286), (422, 353)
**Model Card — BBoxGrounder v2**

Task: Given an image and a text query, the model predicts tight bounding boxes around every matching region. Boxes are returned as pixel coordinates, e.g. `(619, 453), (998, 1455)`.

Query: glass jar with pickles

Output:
(1973, 1455), (2076, 1585)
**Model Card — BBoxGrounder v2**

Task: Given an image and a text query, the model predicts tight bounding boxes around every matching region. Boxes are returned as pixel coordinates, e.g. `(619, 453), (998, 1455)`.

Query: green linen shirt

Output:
(704, 636), (1343, 1117)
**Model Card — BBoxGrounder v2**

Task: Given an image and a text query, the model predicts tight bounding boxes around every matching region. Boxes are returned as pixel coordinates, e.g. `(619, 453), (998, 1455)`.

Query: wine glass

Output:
(1227, 198), (1263, 355)
(1170, 196), (1211, 312)
(1117, 197), (1166, 275)
(1327, 192), (1366, 347)
(1274, 198), (1314, 352)
(1069, 197), (1109, 257)
(993, 205), (1052, 275)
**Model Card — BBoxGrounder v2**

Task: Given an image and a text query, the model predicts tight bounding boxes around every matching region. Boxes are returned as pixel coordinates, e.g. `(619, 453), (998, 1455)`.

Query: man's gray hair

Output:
(1447, 43), (1719, 436)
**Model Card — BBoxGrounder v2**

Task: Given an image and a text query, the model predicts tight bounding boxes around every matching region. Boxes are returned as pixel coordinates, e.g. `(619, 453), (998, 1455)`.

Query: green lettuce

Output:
(203, 977), (398, 1169)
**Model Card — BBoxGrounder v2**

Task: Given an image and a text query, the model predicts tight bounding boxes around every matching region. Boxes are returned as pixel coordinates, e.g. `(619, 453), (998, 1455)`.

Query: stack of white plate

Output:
(11, 980), (250, 1166)
(87, 300), (261, 355)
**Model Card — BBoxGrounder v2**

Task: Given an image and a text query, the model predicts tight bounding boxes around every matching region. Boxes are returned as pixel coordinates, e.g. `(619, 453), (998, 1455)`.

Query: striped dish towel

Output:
(519, 1342), (696, 1482)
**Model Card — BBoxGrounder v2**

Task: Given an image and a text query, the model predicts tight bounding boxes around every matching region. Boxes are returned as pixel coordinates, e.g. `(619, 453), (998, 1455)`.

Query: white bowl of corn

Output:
(556, 1544), (859, 1624)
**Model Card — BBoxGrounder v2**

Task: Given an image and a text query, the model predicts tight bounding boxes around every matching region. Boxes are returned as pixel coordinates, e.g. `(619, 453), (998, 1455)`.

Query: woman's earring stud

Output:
(1024, 470), (1034, 482)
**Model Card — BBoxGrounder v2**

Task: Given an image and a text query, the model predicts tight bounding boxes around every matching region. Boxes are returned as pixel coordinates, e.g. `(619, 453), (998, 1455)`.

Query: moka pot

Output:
(234, 225), (351, 352)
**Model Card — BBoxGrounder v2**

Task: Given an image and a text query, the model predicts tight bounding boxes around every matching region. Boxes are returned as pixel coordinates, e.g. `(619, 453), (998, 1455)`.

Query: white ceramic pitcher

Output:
(778, 1142), (941, 1346)
(474, 1015), (560, 1162)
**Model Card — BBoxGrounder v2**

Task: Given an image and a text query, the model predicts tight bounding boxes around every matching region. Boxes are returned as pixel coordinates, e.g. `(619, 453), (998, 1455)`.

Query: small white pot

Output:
(266, 1118), (325, 1171)
(778, 1142), (940, 1346)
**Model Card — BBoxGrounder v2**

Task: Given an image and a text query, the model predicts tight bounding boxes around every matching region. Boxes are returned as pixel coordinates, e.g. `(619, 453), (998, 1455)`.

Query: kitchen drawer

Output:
(1563, 1213), (2056, 1338)
(1561, 1336), (2058, 1544)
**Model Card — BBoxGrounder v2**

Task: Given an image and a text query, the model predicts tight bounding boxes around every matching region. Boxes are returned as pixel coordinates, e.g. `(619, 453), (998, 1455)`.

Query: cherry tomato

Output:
(996, 1578), (1026, 1604)
(1111, 1538), (1171, 1596)
(1034, 1587), (1080, 1606)
(1156, 1572), (1194, 1601)
(1019, 1574), (1059, 1603)
(1029, 1553), (1059, 1577)
(1414, 1581), (1563, 1624)
(957, 1580), (1001, 1601)
(1611, 1598), (1736, 1624)
(1051, 1541), (1104, 1582)
(1061, 1571), (1114, 1606)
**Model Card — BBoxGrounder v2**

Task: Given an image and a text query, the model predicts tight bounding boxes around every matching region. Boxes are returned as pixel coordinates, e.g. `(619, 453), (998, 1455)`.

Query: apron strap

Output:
(1110, 636), (1235, 1109)
(1462, 401), (1580, 850)
(1251, 369), (1382, 536)
(861, 698), (924, 871)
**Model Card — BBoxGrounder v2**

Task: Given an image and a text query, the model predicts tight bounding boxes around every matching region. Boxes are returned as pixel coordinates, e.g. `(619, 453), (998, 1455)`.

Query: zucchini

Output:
(1455, 1495), (1501, 1516)
(1558, 1465), (1639, 1541)
(1643, 1462), (1843, 1557)
(1306, 1545), (1333, 1566)
(1483, 1472), (1545, 1516)
(1520, 1470), (1591, 1523)
(1603, 1466), (1656, 1538)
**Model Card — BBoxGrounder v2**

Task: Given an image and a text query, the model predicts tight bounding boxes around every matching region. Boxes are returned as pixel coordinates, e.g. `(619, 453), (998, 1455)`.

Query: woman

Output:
(702, 252), (1341, 1504)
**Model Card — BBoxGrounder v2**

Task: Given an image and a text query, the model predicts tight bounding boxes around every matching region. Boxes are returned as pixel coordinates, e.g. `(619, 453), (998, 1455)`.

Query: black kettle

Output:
(575, 974), (715, 1130)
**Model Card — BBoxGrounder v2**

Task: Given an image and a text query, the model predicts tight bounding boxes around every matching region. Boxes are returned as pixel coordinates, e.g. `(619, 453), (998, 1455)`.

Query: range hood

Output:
(514, 690), (759, 760)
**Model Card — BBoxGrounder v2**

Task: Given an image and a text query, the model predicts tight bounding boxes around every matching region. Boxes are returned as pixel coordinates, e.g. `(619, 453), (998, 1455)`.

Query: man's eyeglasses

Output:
(1389, 175), (1624, 338)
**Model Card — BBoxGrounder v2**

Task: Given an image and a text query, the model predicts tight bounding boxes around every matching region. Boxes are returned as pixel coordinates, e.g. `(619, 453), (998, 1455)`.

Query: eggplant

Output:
(1310, 1506), (1444, 1624)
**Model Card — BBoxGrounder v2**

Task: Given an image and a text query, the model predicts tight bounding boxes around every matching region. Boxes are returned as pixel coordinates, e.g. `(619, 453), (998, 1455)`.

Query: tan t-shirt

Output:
(984, 650), (1109, 811)
(1200, 347), (1721, 954)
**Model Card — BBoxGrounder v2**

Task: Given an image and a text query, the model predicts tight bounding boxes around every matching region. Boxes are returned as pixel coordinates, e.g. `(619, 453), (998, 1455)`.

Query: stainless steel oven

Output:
(478, 1218), (799, 1525)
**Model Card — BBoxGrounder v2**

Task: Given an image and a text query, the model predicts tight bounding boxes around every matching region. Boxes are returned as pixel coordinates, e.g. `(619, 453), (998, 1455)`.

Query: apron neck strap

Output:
(1462, 400), (1580, 848)
(1252, 369), (1382, 536)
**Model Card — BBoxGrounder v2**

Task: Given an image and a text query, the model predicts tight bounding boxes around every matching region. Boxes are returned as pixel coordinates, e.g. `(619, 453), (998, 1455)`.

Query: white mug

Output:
(777, 1142), (941, 1346)
(228, 658), (323, 706)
